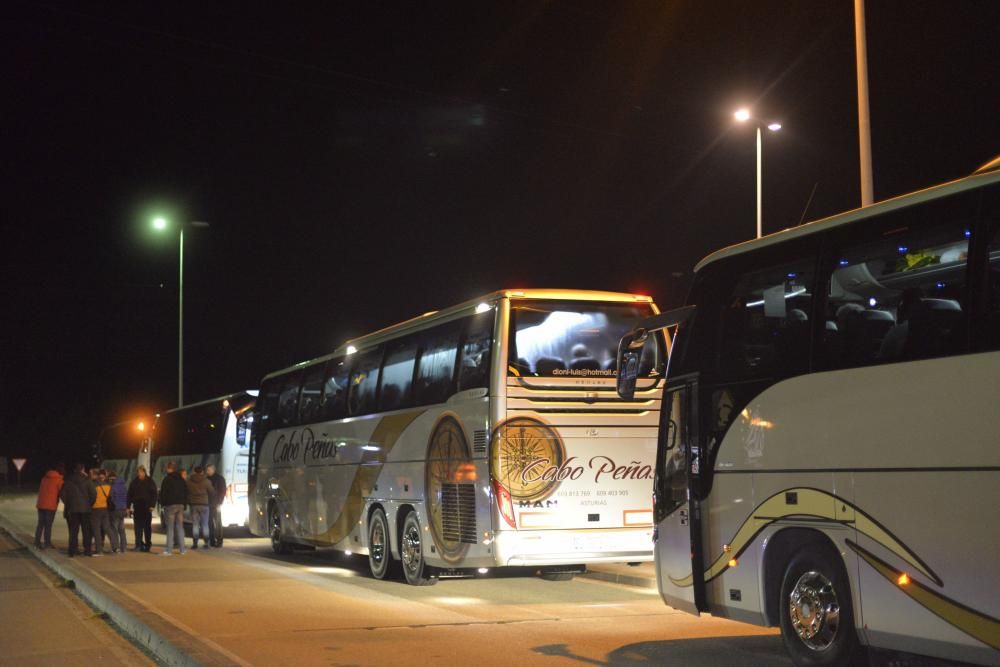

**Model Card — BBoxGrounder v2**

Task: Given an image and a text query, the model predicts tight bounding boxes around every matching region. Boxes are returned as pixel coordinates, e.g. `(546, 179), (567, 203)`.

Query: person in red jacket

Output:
(35, 464), (65, 549)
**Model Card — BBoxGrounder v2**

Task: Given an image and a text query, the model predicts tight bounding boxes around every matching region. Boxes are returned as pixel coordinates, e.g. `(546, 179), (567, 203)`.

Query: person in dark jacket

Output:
(127, 465), (157, 551)
(60, 464), (96, 557)
(107, 471), (129, 553)
(158, 461), (188, 555)
(35, 464), (64, 549)
(205, 463), (227, 547)
(186, 466), (213, 549)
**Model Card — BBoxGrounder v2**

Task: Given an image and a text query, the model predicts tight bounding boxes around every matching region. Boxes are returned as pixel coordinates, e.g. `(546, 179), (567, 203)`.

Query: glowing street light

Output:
(151, 216), (209, 407)
(734, 108), (782, 239)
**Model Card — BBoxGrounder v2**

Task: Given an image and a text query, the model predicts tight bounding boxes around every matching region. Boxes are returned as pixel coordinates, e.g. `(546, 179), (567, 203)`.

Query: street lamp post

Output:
(152, 217), (209, 407)
(734, 108), (782, 239)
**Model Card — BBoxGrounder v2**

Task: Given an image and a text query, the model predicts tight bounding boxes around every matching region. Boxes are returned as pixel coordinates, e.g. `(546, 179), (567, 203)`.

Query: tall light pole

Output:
(854, 0), (874, 206)
(734, 108), (782, 239)
(152, 217), (209, 407)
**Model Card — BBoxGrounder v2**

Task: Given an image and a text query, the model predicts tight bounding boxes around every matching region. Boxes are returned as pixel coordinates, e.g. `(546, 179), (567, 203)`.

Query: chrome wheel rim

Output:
(270, 511), (281, 550)
(789, 570), (840, 651)
(401, 522), (421, 575)
(370, 517), (386, 567)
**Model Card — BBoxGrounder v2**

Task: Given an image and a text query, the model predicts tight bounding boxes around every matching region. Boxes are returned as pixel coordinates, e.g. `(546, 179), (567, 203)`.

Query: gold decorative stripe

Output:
(669, 487), (936, 587)
(309, 410), (426, 544)
(847, 540), (1000, 650)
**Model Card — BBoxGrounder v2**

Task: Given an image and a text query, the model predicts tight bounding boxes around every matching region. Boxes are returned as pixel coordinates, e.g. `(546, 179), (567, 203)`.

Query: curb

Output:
(580, 567), (657, 589)
(0, 514), (236, 667)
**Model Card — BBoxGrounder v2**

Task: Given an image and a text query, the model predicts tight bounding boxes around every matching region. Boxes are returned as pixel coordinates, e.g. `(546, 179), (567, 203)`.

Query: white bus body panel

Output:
(695, 351), (1000, 664)
(493, 376), (658, 565)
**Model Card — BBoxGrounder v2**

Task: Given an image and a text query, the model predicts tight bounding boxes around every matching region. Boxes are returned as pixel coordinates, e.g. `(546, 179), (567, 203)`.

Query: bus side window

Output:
(348, 347), (383, 416)
(414, 321), (460, 405)
(718, 260), (814, 381)
(458, 311), (494, 391)
(322, 358), (350, 421)
(380, 337), (418, 412)
(278, 372), (302, 428)
(820, 214), (970, 370)
(298, 364), (325, 424)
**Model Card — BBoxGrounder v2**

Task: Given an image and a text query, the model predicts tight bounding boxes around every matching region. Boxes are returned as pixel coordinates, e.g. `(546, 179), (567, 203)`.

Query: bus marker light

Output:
(475, 302), (491, 313)
(723, 544), (732, 553)
(477, 568), (489, 574)
(898, 573), (910, 586)
(728, 559), (738, 568)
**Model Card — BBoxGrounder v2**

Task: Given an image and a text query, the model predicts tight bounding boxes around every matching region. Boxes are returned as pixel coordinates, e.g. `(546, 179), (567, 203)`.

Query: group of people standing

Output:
(34, 461), (228, 558)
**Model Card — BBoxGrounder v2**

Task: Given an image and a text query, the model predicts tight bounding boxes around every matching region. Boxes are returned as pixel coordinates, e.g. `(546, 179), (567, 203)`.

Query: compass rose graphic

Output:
(490, 417), (565, 502)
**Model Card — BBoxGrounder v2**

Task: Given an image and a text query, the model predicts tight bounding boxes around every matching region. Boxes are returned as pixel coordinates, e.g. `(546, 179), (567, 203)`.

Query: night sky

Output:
(3, 1), (999, 471)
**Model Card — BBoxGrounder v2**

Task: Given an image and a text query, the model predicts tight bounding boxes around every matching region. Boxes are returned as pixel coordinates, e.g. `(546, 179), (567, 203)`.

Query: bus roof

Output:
(262, 288), (655, 381)
(154, 390), (257, 421)
(694, 168), (1000, 274)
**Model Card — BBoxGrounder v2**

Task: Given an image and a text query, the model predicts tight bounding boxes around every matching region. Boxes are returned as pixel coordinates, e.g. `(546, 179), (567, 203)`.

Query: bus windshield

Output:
(508, 300), (661, 378)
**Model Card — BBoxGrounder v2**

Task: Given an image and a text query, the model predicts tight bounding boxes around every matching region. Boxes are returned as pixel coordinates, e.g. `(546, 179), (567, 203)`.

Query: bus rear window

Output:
(508, 300), (661, 378)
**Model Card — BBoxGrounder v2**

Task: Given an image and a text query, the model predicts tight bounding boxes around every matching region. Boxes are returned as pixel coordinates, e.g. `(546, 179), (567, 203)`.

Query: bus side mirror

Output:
(616, 328), (649, 400)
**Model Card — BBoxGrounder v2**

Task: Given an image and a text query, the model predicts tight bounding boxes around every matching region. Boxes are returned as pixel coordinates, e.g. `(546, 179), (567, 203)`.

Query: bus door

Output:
(653, 376), (705, 615)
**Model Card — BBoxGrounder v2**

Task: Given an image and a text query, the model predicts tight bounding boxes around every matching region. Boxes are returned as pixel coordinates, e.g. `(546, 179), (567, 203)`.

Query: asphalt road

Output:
(0, 493), (788, 666)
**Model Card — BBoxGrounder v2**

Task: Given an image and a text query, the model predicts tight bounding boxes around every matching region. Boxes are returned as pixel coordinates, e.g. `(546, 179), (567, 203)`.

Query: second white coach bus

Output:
(143, 391), (257, 528)
(97, 418), (150, 482)
(249, 289), (667, 585)
(617, 163), (1000, 664)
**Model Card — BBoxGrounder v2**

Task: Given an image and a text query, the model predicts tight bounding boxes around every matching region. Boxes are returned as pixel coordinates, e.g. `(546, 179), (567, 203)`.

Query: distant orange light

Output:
(137, 421), (145, 432)
(897, 573), (910, 586)
(728, 559), (738, 568)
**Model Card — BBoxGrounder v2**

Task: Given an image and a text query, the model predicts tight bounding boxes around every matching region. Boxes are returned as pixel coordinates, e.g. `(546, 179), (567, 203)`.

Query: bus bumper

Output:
(492, 527), (654, 566)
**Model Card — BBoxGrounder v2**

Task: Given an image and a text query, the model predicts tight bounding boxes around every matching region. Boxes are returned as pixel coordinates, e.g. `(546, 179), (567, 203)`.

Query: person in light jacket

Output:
(35, 464), (64, 549)
(91, 469), (119, 555)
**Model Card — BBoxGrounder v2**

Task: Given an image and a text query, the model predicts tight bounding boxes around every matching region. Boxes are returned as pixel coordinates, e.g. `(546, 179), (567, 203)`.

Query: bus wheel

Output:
(399, 512), (437, 586)
(269, 505), (293, 555)
(779, 546), (863, 666)
(367, 508), (397, 580)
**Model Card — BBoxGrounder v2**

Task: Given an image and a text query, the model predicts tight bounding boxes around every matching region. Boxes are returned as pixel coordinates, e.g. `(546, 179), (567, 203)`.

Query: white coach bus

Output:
(143, 391), (257, 528)
(617, 163), (1000, 665)
(249, 289), (667, 585)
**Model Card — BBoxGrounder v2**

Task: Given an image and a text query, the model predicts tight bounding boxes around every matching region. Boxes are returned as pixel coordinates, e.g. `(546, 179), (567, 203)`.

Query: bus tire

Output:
(367, 508), (397, 580)
(399, 512), (437, 586)
(269, 505), (293, 555)
(778, 545), (864, 666)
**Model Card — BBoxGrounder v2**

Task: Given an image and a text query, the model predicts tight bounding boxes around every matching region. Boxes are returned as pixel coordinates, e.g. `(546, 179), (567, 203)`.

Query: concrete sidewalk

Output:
(0, 528), (153, 666)
(0, 493), (657, 666)
(0, 496), (248, 666)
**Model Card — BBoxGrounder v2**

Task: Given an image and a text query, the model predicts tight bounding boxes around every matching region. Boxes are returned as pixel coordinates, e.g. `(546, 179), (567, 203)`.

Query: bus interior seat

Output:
(569, 357), (601, 370)
(906, 298), (963, 359)
(841, 307), (894, 366)
(534, 357), (566, 375)
(510, 357), (532, 375)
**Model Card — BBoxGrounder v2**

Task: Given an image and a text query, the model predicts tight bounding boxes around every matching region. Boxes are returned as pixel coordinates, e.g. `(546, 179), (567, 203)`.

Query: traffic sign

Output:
(12, 458), (27, 471)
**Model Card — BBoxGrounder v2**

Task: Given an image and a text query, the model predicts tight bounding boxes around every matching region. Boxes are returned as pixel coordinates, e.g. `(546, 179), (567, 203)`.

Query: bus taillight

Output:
(492, 478), (517, 529)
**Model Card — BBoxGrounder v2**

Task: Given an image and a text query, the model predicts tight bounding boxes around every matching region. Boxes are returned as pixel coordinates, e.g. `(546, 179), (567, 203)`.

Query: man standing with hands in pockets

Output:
(205, 463), (227, 547)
